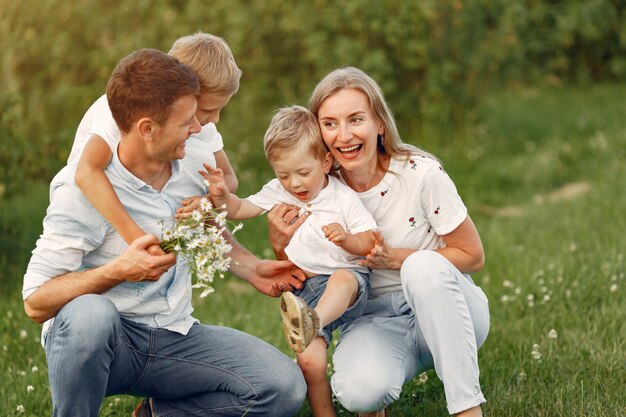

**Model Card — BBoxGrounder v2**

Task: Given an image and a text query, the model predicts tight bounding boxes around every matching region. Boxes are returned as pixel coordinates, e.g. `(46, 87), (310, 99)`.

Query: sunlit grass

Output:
(1, 84), (624, 416)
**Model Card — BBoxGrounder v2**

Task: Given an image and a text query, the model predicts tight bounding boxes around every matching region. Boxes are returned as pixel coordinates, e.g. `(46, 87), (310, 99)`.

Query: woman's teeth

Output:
(338, 144), (361, 153)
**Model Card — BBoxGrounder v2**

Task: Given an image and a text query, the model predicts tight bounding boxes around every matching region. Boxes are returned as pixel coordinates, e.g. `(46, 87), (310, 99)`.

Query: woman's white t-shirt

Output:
(350, 154), (468, 297)
(67, 94), (223, 165)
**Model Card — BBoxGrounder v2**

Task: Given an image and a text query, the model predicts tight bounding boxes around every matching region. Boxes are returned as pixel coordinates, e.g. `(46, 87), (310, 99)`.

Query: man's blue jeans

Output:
(44, 294), (306, 416)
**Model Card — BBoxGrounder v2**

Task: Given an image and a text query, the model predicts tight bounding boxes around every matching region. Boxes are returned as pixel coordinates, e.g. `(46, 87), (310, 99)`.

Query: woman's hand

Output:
(267, 204), (309, 259)
(359, 230), (405, 270)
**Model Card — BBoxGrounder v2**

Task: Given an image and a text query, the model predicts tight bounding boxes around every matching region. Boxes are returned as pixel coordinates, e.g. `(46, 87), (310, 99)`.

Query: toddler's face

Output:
(271, 152), (332, 203)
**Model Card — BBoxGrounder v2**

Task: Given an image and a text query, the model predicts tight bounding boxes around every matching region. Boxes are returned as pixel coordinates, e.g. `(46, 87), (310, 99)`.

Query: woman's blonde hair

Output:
(169, 32), (242, 96)
(309, 67), (433, 170)
(264, 105), (328, 164)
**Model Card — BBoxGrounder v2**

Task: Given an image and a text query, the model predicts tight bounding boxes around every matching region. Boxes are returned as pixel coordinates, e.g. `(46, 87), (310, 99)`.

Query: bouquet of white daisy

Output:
(160, 197), (242, 298)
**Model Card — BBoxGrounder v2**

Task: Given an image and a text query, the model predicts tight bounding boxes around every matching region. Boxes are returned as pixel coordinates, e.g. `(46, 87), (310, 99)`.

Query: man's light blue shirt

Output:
(23, 138), (215, 342)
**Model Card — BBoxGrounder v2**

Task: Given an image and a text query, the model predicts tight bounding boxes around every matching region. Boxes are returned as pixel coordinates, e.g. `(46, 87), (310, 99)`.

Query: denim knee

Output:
(259, 356), (306, 416)
(52, 294), (120, 349)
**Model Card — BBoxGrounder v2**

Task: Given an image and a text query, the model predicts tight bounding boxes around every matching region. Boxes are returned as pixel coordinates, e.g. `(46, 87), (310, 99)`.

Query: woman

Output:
(269, 67), (489, 417)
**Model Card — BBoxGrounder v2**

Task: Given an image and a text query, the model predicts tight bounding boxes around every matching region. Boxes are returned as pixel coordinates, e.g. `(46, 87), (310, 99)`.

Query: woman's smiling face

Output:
(317, 88), (384, 174)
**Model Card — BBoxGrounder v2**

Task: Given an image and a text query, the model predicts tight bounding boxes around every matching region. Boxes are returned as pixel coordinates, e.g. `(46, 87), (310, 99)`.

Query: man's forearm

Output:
(24, 263), (121, 324)
(223, 229), (259, 283)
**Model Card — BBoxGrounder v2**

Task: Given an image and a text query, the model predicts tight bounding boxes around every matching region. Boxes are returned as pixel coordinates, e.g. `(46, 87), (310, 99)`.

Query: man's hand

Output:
(251, 259), (306, 297)
(113, 234), (177, 282)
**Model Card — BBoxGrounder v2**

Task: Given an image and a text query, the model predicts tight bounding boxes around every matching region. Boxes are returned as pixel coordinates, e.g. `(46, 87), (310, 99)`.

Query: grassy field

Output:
(1, 83), (624, 416)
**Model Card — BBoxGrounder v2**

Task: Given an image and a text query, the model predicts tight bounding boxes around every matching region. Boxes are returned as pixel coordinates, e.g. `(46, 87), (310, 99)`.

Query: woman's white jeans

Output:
(331, 250), (490, 415)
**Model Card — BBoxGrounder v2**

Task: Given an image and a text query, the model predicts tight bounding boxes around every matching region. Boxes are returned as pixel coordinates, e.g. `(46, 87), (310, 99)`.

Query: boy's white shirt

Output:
(246, 175), (377, 275)
(67, 94), (224, 164)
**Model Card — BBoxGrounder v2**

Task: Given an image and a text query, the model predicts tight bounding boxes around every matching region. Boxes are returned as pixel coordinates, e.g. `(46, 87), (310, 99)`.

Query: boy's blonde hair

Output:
(168, 32), (242, 96)
(264, 105), (328, 163)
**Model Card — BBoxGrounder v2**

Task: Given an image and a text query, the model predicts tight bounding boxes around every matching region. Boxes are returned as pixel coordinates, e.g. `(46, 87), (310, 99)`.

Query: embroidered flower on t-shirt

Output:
(380, 189), (388, 197)
(409, 216), (416, 227)
(434, 205), (441, 215)
(409, 159), (417, 170)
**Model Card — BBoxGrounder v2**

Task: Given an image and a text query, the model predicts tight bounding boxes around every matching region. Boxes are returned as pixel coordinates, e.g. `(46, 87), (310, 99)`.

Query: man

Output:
(23, 49), (306, 417)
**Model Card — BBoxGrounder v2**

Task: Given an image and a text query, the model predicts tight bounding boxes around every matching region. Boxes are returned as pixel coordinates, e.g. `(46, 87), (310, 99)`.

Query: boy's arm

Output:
(199, 163), (263, 219)
(213, 150), (238, 193)
(322, 223), (376, 256)
(75, 135), (148, 246)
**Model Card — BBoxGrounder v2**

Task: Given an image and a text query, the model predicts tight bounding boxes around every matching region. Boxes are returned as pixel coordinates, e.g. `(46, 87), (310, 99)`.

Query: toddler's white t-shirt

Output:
(247, 175), (377, 275)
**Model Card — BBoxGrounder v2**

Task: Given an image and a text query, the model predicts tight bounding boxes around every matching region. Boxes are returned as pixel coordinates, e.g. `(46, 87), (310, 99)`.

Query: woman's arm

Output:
(437, 215), (485, 273)
(267, 204), (310, 259)
(75, 135), (148, 246)
(360, 216), (484, 274)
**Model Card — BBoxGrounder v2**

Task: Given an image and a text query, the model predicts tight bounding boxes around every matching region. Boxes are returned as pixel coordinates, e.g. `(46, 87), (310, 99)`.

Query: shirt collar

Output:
(109, 146), (181, 190)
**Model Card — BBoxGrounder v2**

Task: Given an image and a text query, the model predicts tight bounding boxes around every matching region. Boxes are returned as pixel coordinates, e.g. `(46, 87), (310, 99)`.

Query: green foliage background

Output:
(1, 1), (625, 416)
(1, 0), (626, 197)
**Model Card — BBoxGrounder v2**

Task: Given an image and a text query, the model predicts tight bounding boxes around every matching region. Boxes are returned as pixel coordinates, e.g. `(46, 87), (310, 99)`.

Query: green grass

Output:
(1, 83), (625, 416)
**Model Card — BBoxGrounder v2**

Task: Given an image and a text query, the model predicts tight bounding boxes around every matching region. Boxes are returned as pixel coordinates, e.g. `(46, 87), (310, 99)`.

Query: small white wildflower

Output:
(26, 385), (34, 393)
(2, 345), (7, 351)
(199, 197), (212, 211)
(19, 330), (27, 339)
(610, 283), (618, 293)
(514, 287), (522, 295)
(517, 371), (527, 382)
(565, 289), (572, 298)
(7, 310), (13, 318)
(16, 405), (25, 413)
(191, 210), (203, 222)
(503, 280), (513, 288)
(500, 294), (510, 302)
(568, 243), (577, 252)
(542, 294), (551, 303)
(531, 344), (542, 361)
(31, 366), (39, 373)
(18, 370), (26, 376)
(548, 329), (558, 339)
(417, 372), (429, 385)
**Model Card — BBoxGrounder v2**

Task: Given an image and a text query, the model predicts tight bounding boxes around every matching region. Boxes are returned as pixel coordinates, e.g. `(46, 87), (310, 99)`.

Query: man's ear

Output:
(136, 117), (154, 142)
(323, 152), (333, 173)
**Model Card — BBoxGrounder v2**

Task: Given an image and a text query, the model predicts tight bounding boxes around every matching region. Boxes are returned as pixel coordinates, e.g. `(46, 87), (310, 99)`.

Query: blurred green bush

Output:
(1, 0), (624, 198)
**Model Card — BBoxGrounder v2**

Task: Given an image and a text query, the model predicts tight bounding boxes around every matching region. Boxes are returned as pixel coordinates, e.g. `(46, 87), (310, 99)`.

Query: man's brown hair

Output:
(106, 48), (199, 134)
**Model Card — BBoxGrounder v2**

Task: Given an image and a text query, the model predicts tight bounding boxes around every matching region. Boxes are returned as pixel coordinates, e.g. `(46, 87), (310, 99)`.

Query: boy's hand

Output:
(176, 195), (204, 220)
(322, 223), (349, 247)
(199, 163), (228, 201)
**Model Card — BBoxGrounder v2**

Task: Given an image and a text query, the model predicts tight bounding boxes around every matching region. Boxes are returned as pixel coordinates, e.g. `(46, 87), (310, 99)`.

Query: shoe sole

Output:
(280, 292), (313, 353)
